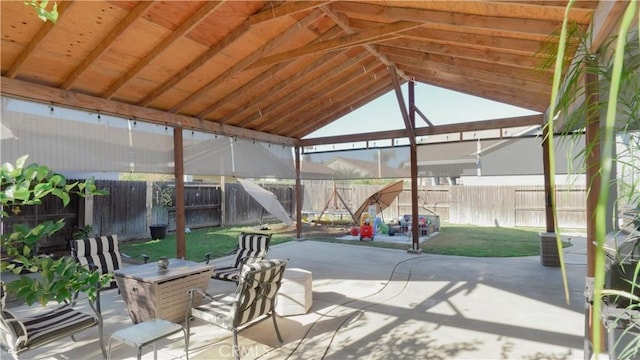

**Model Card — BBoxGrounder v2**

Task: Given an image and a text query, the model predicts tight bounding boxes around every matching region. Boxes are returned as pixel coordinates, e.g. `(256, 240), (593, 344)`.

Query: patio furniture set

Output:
(0, 232), (313, 360)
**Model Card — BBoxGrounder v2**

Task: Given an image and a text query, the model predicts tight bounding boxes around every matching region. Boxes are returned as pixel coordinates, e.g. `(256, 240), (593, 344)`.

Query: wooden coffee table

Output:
(114, 259), (213, 324)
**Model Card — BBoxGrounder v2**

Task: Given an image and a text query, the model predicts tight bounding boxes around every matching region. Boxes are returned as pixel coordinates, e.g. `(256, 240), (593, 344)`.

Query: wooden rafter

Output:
(248, 1), (328, 25)
(103, 1), (224, 99)
(237, 51), (372, 129)
(292, 76), (395, 138)
(390, 65), (415, 147)
(260, 62), (389, 133)
(200, 26), (346, 121)
(137, 20), (252, 107)
(248, 20), (423, 69)
(388, 46), (552, 84)
(379, 39), (550, 71)
(397, 27), (551, 55)
(169, 8), (325, 114)
(61, 1), (153, 90)
(384, 50), (551, 94)
(320, 4), (410, 80)
(408, 71), (548, 112)
(5, 1), (75, 78)
(330, 2), (566, 36)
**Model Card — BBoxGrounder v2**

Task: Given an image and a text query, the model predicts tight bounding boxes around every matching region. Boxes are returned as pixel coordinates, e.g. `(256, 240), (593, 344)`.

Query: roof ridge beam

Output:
(247, 20), (422, 69)
(320, 5), (411, 81)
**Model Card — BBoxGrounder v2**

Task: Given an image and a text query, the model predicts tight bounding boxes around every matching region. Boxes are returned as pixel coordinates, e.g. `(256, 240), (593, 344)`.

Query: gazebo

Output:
(1, 1), (638, 354)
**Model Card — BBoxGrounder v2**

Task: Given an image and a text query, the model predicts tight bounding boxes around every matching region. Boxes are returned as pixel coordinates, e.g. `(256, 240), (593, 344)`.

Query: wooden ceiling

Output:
(1, 1), (619, 147)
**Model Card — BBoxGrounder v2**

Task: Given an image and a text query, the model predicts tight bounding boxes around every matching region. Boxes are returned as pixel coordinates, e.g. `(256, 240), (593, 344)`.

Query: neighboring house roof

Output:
(416, 135), (586, 177)
(300, 161), (335, 180)
(326, 157), (409, 179)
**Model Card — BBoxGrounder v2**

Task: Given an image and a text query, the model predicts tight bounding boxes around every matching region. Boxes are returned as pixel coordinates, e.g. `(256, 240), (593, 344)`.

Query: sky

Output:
(304, 83), (541, 140)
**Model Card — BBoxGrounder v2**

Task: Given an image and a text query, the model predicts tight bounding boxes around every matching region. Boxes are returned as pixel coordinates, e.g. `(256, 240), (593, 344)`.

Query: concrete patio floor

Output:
(2, 235), (591, 360)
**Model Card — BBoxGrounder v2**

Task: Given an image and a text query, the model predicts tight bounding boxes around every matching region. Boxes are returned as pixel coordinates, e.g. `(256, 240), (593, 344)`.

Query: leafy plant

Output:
(152, 182), (174, 207)
(542, 1), (639, 358)
(72, 224), (94, 240)
(1, 155), (110, 305)
(23, 0), (58, 23)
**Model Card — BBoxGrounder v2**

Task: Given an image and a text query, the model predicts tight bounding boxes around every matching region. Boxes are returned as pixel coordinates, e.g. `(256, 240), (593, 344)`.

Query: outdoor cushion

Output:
(186, 259), (288, 360)
(206, 232), (272, 283)
(71, 235), (123, 289)
(0, 281), (105, 359)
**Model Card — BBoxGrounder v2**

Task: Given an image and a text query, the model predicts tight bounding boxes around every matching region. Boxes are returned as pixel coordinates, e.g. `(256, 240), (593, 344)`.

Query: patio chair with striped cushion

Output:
(185, 258), (288, 360)
(0, 281), (107, 359)
(204, 232), (272, 283)
(70, 235), (148, 291)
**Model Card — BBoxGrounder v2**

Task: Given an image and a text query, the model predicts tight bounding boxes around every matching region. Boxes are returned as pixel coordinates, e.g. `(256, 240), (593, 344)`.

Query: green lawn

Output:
(422, 225), (557, 257)
(120, 224), (568, 261)
(119, 225), (293, 262)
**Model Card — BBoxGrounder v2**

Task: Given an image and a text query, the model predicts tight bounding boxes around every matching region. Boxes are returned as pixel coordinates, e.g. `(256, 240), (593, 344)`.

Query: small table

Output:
(276, 268), (313, 316)
(115, 258), (213, 324)
(108, 318), (188, 360)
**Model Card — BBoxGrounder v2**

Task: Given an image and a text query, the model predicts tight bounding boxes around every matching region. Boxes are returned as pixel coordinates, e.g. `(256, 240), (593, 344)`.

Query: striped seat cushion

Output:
(71, 235), (123, 287)
(231, 233), (271, 268)
(1, 283), (97, 354)
(191, 259), (288, 332)
(211, 233), (271, 282)
(21, 306), (97, 350)
(232, 259), (287, 326)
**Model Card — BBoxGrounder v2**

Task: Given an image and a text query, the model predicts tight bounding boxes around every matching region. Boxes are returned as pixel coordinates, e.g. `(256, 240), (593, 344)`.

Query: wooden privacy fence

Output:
(11, 179), (586, 253)
(415, 185), (587, 229)
(302, 181), (587, 229)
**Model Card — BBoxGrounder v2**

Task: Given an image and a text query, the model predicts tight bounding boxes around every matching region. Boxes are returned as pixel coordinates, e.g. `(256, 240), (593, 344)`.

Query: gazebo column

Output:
(540, 125), (559, 266)
(174, 127), (186, 259)
(389, 66), (420, 253)
(295, 145), (303, 240)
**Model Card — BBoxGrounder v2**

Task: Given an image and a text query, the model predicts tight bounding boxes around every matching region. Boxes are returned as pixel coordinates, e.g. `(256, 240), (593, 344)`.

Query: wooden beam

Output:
(247, 21), (422, 69)
(61, 1), (153, 90)
(408, 71), (549, 112)
(266, 64), (390, 134)
(231, 51), (370, 128)
(405, 69), (550, 111)
(380, 38), (550, 71)
(248, 1), (328, 25)
(212, 27), (345, 123)
(389, 66), (415, 147)
(174, 127), (186, 259)
(589, 0), (629, 52)
(320, 5), (410, 80)
(356, 1), (594, 24)
(299, 114), (544, 146)
(294, 84), (394, 138)
(331, 2), (565, 36)
(408, 81), (420, 251)
(5, 1), (75, 78)
(1, 76), (298, 146)
(137, 20), (252, 107)
(169, 8), (325, 114)
(295, 146), (302, 239)
(256, 58), (384, 132)
(390, 48), (553, 84)
(399, 26), (549, 55)
(103, 1), (224, 99)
